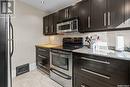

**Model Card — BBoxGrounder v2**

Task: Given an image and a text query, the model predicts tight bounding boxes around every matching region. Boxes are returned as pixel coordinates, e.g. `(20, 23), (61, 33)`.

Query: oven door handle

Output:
(50, 69), (71, 80)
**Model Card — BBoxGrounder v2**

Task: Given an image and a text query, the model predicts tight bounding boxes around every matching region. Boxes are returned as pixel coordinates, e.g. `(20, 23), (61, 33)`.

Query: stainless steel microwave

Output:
(57, 19), (78, 33)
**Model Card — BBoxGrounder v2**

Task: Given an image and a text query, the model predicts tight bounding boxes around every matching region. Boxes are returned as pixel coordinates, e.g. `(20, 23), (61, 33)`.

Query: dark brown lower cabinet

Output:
(36, 46), (50, 75)
(74, 75), (115, 87)
(73, 53), (130, 87)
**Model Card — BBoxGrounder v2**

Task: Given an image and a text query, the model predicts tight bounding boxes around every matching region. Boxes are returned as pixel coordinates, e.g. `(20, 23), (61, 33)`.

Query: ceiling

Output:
(19, 0), (81, 13)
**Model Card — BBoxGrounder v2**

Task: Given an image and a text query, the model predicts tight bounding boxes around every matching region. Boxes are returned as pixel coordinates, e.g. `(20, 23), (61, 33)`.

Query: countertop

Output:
(73, 47), (130, 61)
(36, 44), (62, 48)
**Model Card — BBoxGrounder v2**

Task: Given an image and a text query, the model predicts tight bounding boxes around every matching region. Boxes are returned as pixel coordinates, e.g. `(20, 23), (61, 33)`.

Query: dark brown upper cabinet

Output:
(90, 0), (126, 31)
(43, 0), (130, 35)
(43, 13), (57, 35)
(58, 7), (72, 22)
(125, 0), (130, 28)
(48, 14), (54, 34)
(43, 16), (49, 35)
(107, 0), (125, 29)
(53, 12), (58, 34)
(78, 0), (91, 33)
(90, 0), (107, 31)
(70, 4), (79, 18)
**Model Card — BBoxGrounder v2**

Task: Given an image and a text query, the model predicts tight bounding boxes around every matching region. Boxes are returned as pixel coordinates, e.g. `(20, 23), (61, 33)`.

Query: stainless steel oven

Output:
(57, 19), (78, 33)
(50, 49), (72, 87)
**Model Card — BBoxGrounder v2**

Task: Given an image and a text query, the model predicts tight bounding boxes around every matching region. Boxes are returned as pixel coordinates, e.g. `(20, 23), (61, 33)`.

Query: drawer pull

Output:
(81, 68), (110, 79)
(38, 55), (47, 59)
(81, 84), (88, 87)
(38, 48), (47, 52)
(81, 57), (110, 65)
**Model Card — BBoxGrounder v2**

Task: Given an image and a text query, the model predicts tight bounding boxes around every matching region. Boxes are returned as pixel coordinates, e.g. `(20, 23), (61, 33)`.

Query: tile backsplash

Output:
(50, 30), (130, 48)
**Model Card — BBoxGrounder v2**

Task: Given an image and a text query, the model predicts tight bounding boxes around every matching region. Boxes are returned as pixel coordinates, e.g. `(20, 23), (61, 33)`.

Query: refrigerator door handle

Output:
(9, 16), (14, 57)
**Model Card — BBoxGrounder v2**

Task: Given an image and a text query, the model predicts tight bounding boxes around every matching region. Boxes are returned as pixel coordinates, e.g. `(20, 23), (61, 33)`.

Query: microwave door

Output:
(57, 23), (63, 33)
(63, 21), (71, 32)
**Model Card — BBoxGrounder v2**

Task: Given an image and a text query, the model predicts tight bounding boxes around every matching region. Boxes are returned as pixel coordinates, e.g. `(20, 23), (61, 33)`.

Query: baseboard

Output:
(12, 63), (37, 78)
(12, 69), (16, 78)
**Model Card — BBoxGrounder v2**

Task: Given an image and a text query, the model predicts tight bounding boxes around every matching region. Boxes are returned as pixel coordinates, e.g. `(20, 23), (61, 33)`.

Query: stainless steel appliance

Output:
(50, 37), (83, 87)
(57, 18), (78, 33)
(0, 11), (14, 87)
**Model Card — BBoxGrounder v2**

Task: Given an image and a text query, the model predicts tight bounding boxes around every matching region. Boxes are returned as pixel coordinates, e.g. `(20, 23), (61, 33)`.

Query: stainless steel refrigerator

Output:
(0, 3), (14, 87)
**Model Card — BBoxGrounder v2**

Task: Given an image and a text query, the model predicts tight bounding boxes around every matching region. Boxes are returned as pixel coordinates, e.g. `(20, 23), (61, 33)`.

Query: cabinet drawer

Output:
(37, 47), (49, 57)
(74, 74), (115, 87)
(73, 53), (129, 86)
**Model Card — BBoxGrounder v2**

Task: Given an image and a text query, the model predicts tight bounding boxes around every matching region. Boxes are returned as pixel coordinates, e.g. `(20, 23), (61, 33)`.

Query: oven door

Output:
(50, 69), (72, 87)
(57, 21), (72, 33)
(50, 52), (72, 75)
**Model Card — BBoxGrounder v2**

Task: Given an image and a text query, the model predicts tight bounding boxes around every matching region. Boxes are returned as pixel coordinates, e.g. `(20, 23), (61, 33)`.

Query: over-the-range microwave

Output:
(57, 18), (78, 33)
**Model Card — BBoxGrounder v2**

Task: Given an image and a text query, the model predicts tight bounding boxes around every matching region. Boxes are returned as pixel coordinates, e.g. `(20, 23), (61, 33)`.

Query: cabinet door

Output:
(107, 0), (125, 29)
(48, 14), (54, 34)
(36, 47), (50, 74)
(58, 9), (66, 22)
(70, 4), (79, 18)
(125, 0), (130, 27)
(91, 0), (107, 30)
(43, 16), (49, 35)
(53, 13), (58, 34)
(67, 6), (72, 18)
(78, 0), (90, 33)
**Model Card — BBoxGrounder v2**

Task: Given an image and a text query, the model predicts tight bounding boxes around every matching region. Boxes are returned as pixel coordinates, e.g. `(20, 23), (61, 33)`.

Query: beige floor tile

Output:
(13, 69), (62, 87)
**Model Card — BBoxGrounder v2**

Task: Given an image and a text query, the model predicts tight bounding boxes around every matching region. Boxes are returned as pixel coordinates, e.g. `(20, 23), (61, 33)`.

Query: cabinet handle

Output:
(88, 16), (91, 28)
(81, 57), (110, 65)
(81, 68), (110, 79)
(65, 9), (67, 18)
(38, 55), (47, 59)
(67, 9), (69, 18)
(104, 13), (107, 26)
(81, 84), (87, 87)
(108, 12), (111, 25)
(51, 25), (54, 32)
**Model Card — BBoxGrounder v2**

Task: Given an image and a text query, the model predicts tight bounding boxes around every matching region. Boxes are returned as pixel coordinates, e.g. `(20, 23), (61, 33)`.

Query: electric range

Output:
(50, 37), (83, 87)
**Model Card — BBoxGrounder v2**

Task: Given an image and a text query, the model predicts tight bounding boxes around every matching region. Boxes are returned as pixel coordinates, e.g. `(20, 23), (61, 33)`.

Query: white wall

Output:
(12, 0), (49, 77)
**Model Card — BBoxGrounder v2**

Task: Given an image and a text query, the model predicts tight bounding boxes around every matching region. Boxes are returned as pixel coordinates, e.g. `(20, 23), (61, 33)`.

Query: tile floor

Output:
(13, 69), (62, 87)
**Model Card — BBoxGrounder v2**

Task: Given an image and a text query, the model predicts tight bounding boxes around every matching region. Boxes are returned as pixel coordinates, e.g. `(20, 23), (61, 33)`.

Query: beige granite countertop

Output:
(73, 47), (130, 61)
(36, 44), (62, 48)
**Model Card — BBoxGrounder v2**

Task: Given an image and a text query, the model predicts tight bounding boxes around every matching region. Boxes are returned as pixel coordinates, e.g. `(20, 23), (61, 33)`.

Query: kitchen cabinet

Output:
(36, 46), (50, 75)
(74, 76), (115, 87)
(78, 0), (90, 33)
(70, 4), (79, 18)
(90, 0), (125, 31)
(43, 13), (57, 35)
(43, 0), (130, 34)
(53, 13), (58, 34)
(58, 7), (71, 22)
(107, 0), (125, 29)
(43, 16), (49, 35)
(73, 53), (130, 87)
(125, 0), (130, 27)
(90, 0), (107, 31)
(48, 14), (54, 34)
